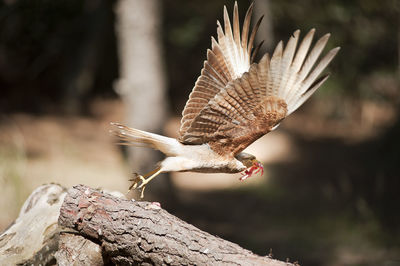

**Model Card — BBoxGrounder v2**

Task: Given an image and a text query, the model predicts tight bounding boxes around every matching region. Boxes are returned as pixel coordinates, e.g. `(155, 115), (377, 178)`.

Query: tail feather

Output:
(110, 122), (180, 156)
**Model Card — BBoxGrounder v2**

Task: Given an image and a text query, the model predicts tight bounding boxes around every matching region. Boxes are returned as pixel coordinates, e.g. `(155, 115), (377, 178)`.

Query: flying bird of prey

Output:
(111, 2), (340, 198)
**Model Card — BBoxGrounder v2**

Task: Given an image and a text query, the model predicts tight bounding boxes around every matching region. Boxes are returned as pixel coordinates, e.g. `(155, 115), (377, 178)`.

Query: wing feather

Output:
(248, 15), (264, 57)
(232, 2), (243, 64)
(179, 3), (339, 156)
(241, 2), (253, 50)
(291, 29), (315, 73)
(264, 29), (339, 115)
(180, 27), (339, 156)
(203, 58), (227, 84)
(207, 47), (230, 82)
(269, 41), (283, 97)
(300, 47), (340, 93)
(223, 7), (238, 73)
(291, 74), (330, 112)
(181, 64), (288, 155)
(257, 53), (270, 97)
(284, 32), (340, 114)
(277, 30), (299, 98)
(179, 2), (262, 137)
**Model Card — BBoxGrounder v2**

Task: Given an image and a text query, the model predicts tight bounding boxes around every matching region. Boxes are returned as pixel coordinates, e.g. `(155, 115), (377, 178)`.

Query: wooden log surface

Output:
(55, 232), (104, 265)
(59, 184), (292, 266)
(0, 184), (294, 265)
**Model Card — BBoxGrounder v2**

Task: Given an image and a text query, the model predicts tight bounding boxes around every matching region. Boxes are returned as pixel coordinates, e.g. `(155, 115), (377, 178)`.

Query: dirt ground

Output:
(0, 98), (398, 265)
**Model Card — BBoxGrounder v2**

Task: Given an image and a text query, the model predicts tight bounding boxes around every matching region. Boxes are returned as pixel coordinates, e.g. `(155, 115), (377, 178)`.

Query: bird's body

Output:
(154, 144), (245, 174)
(113, 124), (247, 174)
(111, 1), (340, 197)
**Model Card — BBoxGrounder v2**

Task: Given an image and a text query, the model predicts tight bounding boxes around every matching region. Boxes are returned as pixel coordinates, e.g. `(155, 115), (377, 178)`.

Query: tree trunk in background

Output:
(114, 0), (169, 197)
(253, 0), (274, 53)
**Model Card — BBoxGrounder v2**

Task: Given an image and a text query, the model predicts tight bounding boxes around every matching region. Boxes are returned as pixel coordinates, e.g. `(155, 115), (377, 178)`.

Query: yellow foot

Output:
(128, 167), (162, 199)
(128, 173), (145, 190)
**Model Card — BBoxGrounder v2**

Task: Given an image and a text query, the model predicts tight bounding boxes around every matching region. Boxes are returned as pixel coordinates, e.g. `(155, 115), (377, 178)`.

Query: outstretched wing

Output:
(180, 28), (340, 157)
(180, 56), (288, 156)
(179, 2), (263, 138)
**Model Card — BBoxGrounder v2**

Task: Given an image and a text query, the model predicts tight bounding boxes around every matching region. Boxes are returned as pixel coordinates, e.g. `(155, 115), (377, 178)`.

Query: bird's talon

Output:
(139, 185), (146, 198)
(129, 173), (146, 191)
(128, 167), (162, 198)
(128, 173), (154, 198)
(138, 177), (149, 189)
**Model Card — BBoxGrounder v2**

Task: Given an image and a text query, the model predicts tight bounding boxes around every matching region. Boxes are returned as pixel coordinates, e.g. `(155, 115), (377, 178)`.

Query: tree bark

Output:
(55, 232), (104, 266)
(1, 184), (293, 265)
(58, 184), (291, 265)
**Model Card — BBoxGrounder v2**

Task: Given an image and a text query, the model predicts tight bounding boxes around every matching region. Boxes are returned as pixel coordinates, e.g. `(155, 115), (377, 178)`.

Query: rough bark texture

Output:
(0, 184), (293, 265)
(59, 185), (292, 266)
(55, 231), (104, 265)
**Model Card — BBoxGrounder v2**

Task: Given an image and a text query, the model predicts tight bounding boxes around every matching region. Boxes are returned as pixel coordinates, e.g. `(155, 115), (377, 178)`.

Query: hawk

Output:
(111, 2), (340, 197)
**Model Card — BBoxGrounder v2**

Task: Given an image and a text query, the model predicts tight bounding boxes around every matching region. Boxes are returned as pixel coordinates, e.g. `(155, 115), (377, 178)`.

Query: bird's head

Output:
(235, 152), (264, 181)
(235, 152), (257, 168)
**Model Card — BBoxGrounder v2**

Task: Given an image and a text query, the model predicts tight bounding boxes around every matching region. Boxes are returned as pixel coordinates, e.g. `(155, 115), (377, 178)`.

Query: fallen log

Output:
(59, 185), (291, 265)
(0, 184), (293, 265)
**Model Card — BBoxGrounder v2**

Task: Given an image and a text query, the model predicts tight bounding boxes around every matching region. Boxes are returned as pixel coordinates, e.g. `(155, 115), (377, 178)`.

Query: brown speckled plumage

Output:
(179, 55), (288, 156)
(179, 2), (262, 139)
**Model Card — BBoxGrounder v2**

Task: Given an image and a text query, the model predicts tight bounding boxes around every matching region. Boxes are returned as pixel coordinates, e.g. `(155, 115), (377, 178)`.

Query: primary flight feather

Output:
(111, 2), (340, 198)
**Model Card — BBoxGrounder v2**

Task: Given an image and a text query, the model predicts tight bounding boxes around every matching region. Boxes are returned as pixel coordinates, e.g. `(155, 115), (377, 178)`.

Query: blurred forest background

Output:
(0, 0), (399, 265)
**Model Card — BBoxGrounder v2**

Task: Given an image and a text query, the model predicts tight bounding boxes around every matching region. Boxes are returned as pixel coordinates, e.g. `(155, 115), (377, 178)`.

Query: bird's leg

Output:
(137, 167), (162, 198)
(133, 167), (163, 198)
(129, 173), (143, 191)
(129, 167), (162, 198)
